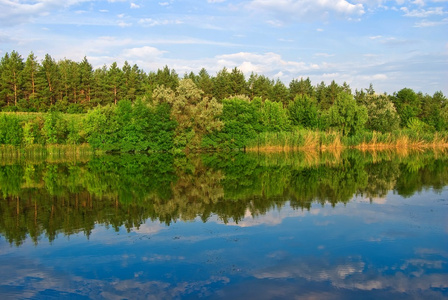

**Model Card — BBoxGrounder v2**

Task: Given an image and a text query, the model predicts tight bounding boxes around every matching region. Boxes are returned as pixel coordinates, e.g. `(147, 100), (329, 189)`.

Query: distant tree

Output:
(329, 92), (368, 136)
(0, 51), (24, 107)
(288, 95), (319, 129)
(324, 80), (343, 109)
(391, 88), (421, 127)
(205, 96), (260, 149)
(122, 61), (143, 102)
(78, 56), (93, 103)
(38, 54), (60, 108)
(365, 94), (400, 133)
(22, 52), (40, 103)
(107, 62), (124, 105)
(154, 79), (223, 149)
(91, 65), (108, 106)
(228, 67), (247, 96)
(197, 68), (214, 99)
(315, 81), (328, 110)
(58, 59), (79, 107)
(260, 99), (291, 132)
(270, 79), (289, 107)
(420, 91), (446, 131)
(289, 77), (314, 100)
(153, 65), (179, 91)
(248, 73), (273, 100)
(213, 67), (232, 100)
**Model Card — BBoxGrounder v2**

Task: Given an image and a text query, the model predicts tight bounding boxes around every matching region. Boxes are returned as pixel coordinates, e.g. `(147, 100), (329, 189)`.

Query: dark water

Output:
(0, 151), (447, 299)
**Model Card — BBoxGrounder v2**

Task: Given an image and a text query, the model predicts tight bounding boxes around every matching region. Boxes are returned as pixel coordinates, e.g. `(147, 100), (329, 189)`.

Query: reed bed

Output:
(0, 144), (93, 165)
(246, 130), (448, 153)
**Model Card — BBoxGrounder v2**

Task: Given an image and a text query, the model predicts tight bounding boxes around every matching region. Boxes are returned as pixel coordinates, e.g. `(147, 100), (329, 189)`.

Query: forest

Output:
(0, 50), (447, 152)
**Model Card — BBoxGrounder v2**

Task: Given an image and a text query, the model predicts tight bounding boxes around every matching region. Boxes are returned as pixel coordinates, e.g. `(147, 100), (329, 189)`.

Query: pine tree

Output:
(0, 51), (24, 107)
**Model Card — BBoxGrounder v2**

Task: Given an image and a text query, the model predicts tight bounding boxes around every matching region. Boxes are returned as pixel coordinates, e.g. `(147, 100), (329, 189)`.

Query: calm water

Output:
(0, 151), (447, 299)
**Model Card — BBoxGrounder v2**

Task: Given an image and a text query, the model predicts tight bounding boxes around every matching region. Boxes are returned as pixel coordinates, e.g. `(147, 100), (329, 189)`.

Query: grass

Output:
(246, 130), (448, 153)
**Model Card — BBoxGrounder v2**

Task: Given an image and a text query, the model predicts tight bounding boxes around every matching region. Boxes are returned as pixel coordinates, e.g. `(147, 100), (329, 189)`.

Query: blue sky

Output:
(1, 0), (447, 95)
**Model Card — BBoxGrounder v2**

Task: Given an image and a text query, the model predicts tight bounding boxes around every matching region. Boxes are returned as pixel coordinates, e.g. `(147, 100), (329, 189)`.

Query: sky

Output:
(1, 0), (447, 95)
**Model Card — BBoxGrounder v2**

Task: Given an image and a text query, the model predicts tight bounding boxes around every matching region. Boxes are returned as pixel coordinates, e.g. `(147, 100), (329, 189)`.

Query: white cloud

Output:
(314, 53), (335, 57)
(266, 19), (284, 27)
(0, 0), (91, 26)
(117, 21), (132, 27)
(130, 3), (140, 9)
(138, 18), (183, 27)
(412, 0), (425, 6)
(207, 0), (226, 3)
(414, 17), (448, 26)
(248, 0), (365, 22)
(122, 46), (166, 58)
(401, 6), (447, 17)
(214, 52), (312, 76)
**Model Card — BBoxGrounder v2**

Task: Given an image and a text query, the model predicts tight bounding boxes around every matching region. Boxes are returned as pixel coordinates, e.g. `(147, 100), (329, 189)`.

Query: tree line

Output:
(0, 50), (447, 151)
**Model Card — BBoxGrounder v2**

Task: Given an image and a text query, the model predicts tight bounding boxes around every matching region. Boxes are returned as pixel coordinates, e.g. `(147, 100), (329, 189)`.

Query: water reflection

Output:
(0, 150), (447, 246)
(0, 150), (447, 299)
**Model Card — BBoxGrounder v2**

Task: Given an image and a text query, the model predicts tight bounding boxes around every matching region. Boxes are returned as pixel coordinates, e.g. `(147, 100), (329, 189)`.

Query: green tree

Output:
(153, 79), (223, 149)
(289, 77), (314, 100)
(392, 88), (421, 127)
(107, 62), (124, 105)
(365, 94), (401, 133)
(207, 97), (259, 149)
(0, 51), (24, 107)
(122, 61), (143, 103)
(91, 65), (109, 106)
(0, 114), (23, 145)
(260, 99), (291, 132)
(288, 95), (319, 129)
(42, 111), (68, 144)
(228, 67), (247, 96)
(420, 91), (446, 131)
(270, 79), (290, 107)
(248, 73), (273, 99)
(213, 67), (232, 100)
(22, 52), (40, 104)
(153, 65), (179, 91)
(197, 68), (214, 99)
(329, 92), (368, 136)
(78, 56), (93, 104)
(38, 54), (60, 109)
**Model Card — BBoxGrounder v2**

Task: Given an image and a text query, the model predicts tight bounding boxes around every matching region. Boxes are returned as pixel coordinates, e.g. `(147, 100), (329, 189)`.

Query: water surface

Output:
(0, 151), (447, 299)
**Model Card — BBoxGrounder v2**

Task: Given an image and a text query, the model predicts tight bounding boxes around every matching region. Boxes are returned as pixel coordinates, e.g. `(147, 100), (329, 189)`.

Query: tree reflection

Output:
(0, 150), (447, 245)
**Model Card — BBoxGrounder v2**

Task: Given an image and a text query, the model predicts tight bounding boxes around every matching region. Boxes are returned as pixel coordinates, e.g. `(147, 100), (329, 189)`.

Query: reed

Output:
(0, 144), (93, 165)
(247, 130), (448, 153)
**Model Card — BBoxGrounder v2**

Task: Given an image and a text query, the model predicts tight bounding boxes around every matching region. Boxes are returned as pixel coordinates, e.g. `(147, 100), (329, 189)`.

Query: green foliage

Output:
(154, 79), (223, 150)
(392, 88), (421, 127)
(407, 117), (433, 133)
(147, 102), (177, 151)
(0, 114), (23, 146)
(42, 111), (68, 144)
(84, 105), (119, 150)
(289, 77), (314, 100)
(205, 97), (260, 149)
(288, 95), (319, 129)
(365, 94), (401, 133)
(1, 150), (448, 245)
(84, 100), (176, 152)
(328, 92), (368, 136)
(260, 99), (291, 132)
(1, 50), (448, 152)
